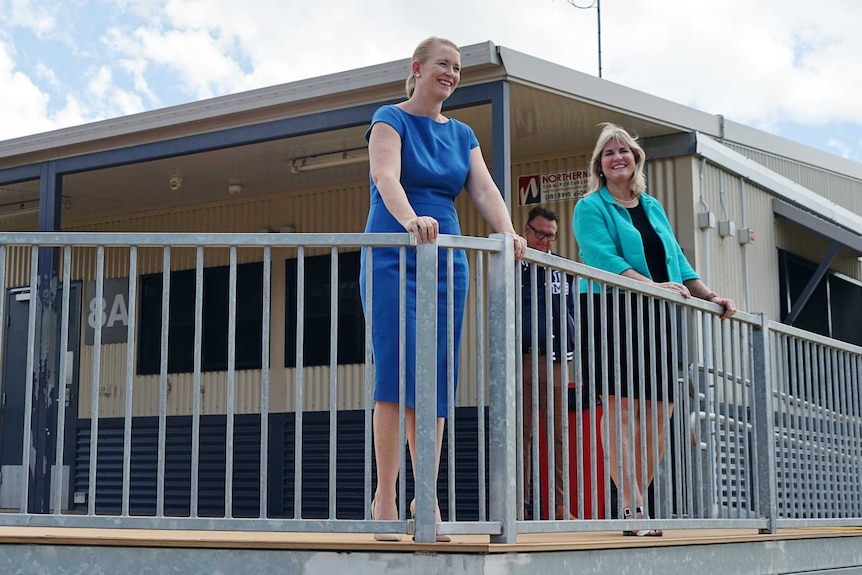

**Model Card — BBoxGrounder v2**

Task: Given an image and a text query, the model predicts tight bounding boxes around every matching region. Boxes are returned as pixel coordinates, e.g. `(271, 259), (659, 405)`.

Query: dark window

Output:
(285, 251), (364, 367)
(138, 262), (264, 375)
(829, 273), (862, 346)
(778, 250), (830, 337)
(778, 249), (862, 346)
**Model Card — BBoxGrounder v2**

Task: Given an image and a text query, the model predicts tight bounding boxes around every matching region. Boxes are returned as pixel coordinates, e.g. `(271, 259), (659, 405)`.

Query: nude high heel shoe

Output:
(371, 498), (402, 542)
(410, 499), (451, 543)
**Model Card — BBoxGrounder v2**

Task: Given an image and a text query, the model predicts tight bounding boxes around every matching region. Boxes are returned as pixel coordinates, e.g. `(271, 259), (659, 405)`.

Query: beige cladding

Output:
(6, 146), (861, 420)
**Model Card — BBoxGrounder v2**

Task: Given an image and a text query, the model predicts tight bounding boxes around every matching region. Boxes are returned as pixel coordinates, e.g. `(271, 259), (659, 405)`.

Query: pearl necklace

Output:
(612, 194), (638, 206)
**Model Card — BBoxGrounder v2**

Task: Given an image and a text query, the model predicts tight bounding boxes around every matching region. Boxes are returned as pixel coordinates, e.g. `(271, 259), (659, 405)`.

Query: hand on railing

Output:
(404, 215), (440, 243)
(502, 231), (528, 260)
(707, 294), (736, 319)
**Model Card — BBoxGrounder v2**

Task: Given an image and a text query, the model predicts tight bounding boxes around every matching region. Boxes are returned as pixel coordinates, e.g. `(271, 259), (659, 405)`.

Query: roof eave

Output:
(0, 42), (503, 163)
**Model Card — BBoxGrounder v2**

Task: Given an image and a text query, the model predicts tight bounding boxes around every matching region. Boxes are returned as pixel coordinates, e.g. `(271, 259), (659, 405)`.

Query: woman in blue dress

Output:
(361, 36), (526, 541)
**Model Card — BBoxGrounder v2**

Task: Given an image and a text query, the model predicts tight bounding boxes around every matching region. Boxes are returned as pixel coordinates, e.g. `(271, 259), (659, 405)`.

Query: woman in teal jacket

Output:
(573, 123), (735, 536)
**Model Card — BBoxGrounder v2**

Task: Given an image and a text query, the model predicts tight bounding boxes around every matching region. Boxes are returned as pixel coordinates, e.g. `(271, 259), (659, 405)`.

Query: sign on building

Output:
(518, 169), (590, 206)
(85, 277), (130, 345)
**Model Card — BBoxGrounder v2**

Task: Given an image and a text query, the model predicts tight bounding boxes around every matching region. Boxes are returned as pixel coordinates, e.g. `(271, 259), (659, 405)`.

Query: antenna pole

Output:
(596, 0), (602, 78)
(568, 0), (603, 78)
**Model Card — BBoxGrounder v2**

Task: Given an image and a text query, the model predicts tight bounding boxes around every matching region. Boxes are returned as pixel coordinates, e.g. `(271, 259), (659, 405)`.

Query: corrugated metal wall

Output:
(724, 142), (862, 215)
(2, 245), (33, 287)
(646, 156), (785, 319)
(8, 150), (859, 420)
(61, 187), (373, 418)
(62, 151), (604, 419)
(645, 155), (861, 321)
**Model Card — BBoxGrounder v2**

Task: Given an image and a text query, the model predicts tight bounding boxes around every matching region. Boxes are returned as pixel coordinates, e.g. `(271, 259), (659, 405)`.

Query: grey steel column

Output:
(30, 161), (63, 514)
(414, 240), (438, 544)
(751, 313), (778, 533)
(488, 233), (517, 543)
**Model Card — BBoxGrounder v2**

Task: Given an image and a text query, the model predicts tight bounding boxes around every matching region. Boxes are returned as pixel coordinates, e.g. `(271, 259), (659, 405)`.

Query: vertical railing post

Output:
(414, 240), (439, 543)
(699, 313), (719, 518)
(751, 313), (778, 533)
(488, 233), (517, 543)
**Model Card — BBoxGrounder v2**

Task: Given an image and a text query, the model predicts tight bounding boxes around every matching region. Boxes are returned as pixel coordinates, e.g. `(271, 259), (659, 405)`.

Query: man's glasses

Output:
(527, 223), (557, 241)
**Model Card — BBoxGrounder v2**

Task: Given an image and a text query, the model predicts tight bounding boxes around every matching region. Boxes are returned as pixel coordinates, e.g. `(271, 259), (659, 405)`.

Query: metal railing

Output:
(0, 231), (858, 542)
(768, 322), (862, 526)
(512, 247), (768, 539)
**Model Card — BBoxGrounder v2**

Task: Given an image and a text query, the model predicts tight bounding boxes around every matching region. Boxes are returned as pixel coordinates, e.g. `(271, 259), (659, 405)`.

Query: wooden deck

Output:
(1, 524), (860, 553)
(2, 525), (862, 574)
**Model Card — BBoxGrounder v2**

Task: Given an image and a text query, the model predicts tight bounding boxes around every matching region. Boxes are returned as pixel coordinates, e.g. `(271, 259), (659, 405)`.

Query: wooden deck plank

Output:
(1, 526), (860, 554)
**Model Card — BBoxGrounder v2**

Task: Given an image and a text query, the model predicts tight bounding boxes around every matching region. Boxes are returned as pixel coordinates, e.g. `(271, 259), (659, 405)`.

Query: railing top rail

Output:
(1, 232), (510, 252)
(0, 231), (414, 248)
(2, 230), (758, 322)
(768, 319), (862, 355)
(435, 234), (503, 252)
(522, 246), (761, 326)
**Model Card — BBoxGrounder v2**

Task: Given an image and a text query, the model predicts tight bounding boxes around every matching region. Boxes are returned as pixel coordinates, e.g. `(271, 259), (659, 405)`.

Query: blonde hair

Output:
(586, 122), (647, 195)
(405, 36), (460, 98)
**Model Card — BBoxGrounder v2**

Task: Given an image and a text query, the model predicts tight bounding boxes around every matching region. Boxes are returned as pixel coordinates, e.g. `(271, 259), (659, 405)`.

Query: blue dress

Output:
(360, 105), (476, 417)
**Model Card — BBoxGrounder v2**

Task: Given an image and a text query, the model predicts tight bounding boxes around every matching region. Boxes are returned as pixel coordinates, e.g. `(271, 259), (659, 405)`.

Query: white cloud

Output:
(4, 0), (57, 35)
(596, 0), (862, 129)
(0, 32), (137, 140)
(827, 138), (852, 159)
(84, 64), (147, 118)
(33, 61), (58, 85)
(0, 0), (860, 160)
(118, 56), (158, 105)
(0, 37), (56, 139)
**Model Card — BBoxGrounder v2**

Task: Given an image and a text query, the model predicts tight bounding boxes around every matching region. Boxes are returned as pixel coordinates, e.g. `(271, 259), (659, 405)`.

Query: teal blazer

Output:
(572, 186), (699, 293)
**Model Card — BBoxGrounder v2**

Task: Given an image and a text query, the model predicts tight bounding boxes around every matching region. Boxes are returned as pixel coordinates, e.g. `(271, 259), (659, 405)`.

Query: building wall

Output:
(5, 148), (859, 421)
(53, 186), (369, 419)
(643, 155), (862, 321)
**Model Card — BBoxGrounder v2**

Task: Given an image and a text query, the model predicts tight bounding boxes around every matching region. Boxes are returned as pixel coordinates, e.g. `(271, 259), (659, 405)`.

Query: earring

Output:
(415, 73), (420, 78)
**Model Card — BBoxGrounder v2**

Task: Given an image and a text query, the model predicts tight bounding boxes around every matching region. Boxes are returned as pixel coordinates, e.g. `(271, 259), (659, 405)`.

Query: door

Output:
(0, 282), (81, 511)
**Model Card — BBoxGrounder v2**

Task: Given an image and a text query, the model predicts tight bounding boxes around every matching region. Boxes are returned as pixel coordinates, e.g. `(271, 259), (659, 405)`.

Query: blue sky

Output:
(1, 0), (861, 164)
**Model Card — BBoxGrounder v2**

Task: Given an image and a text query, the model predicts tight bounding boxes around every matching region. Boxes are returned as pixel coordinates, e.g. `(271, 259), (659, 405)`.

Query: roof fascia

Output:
(0, 82), (503, 182)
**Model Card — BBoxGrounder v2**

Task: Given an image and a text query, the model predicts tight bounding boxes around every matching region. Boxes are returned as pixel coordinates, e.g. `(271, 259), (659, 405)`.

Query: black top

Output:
(627, 202), (669, 283)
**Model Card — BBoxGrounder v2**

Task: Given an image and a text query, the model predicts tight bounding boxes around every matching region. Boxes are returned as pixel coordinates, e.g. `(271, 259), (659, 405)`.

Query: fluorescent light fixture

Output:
(290, 148), (369, 174)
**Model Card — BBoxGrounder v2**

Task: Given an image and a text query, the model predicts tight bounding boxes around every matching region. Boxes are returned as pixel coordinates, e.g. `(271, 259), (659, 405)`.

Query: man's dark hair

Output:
(527, 206), (559, 224)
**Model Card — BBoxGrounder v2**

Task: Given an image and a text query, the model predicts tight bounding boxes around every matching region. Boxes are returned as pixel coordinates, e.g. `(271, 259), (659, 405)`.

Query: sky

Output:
(1, 0), (861, 163)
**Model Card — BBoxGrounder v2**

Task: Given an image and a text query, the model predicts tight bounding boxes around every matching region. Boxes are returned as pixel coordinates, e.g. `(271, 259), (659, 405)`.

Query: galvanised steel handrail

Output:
(0, 232), (857, 540)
